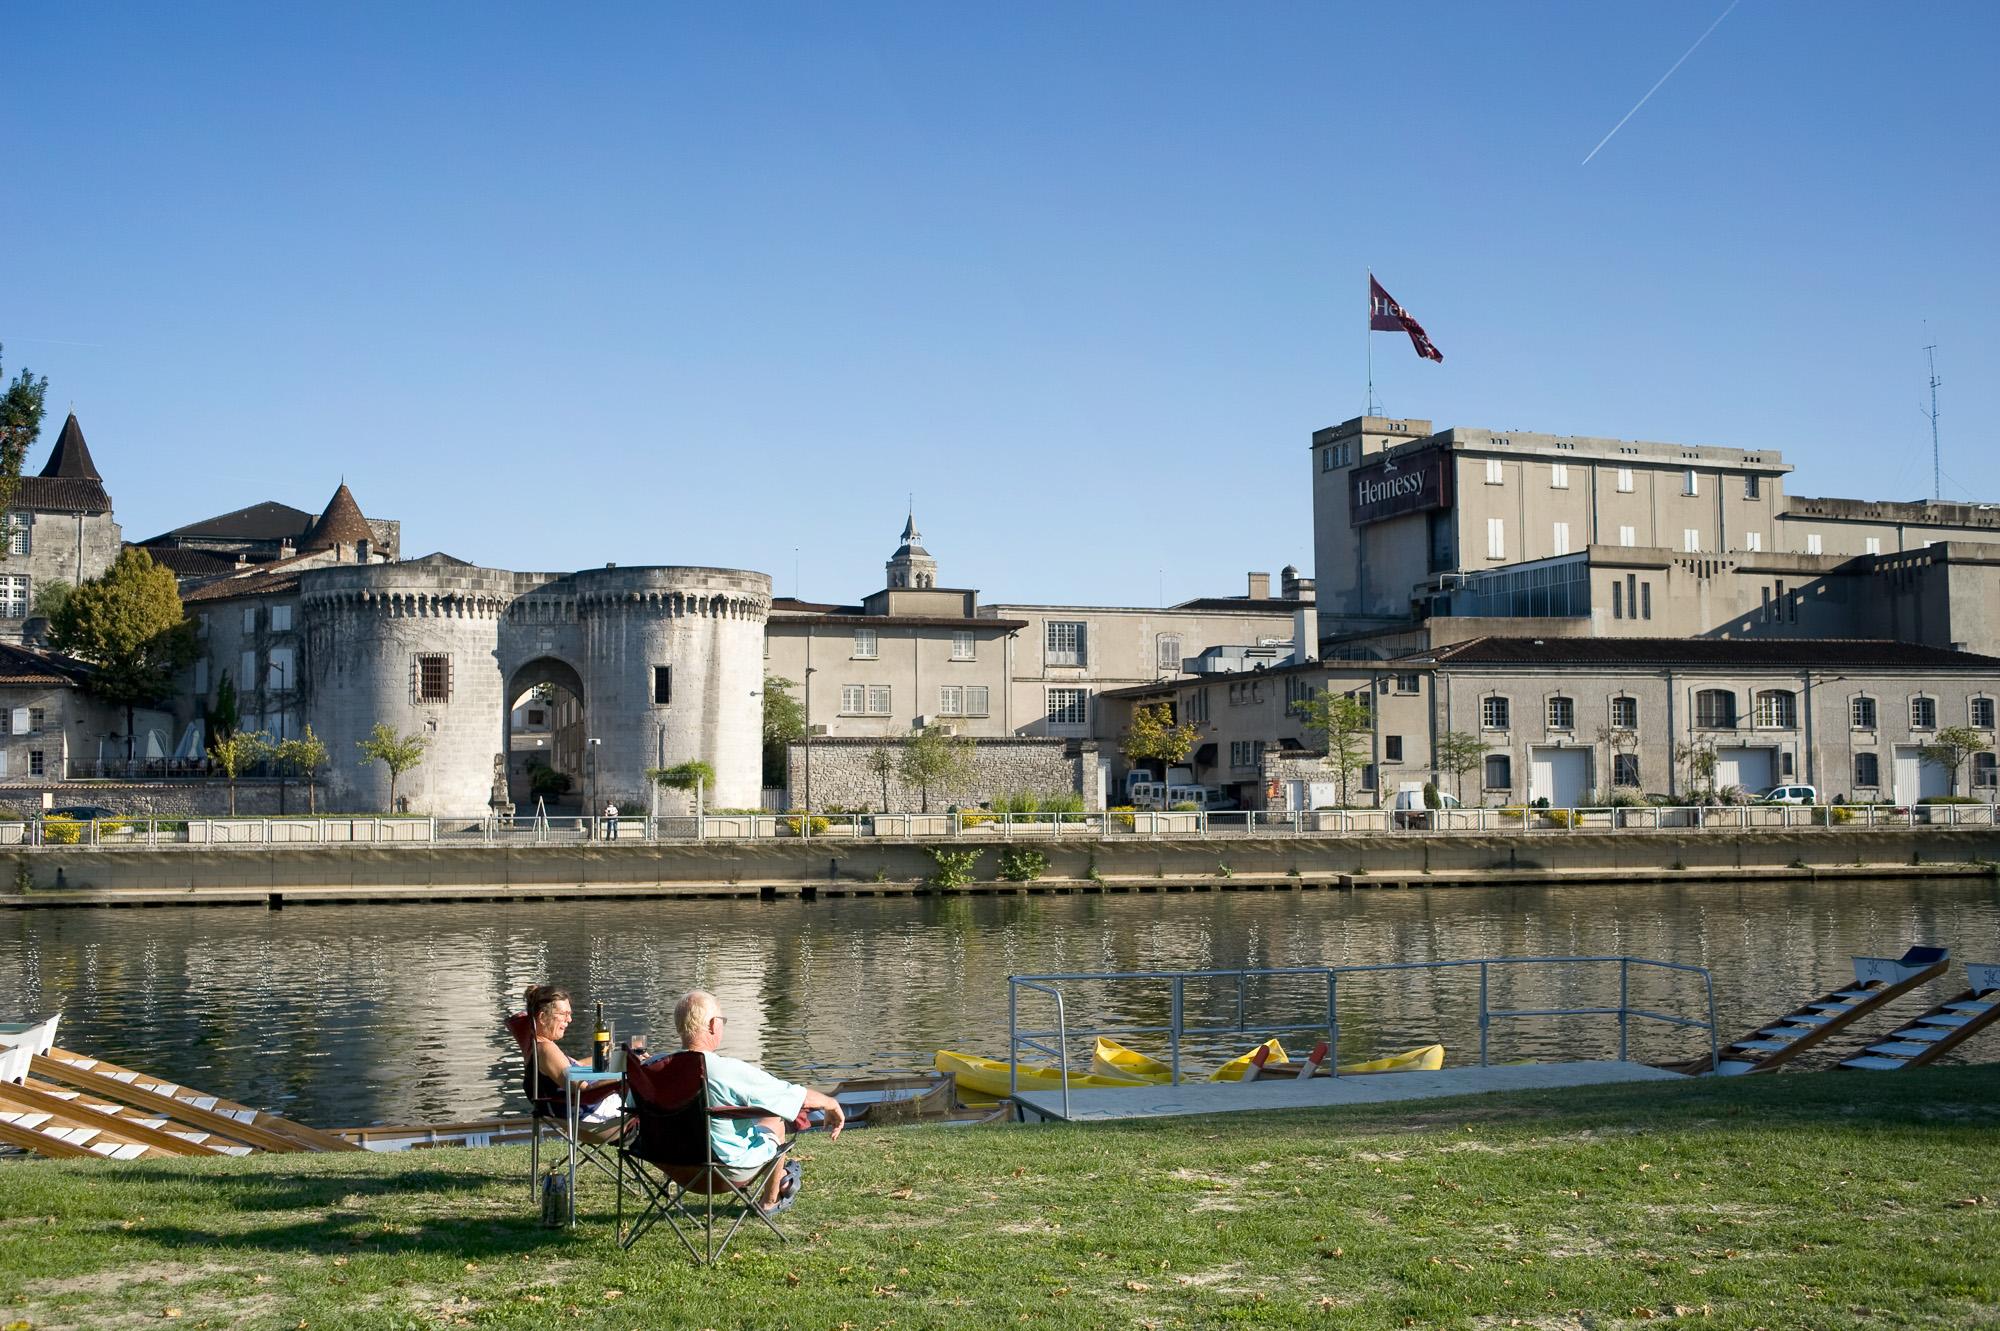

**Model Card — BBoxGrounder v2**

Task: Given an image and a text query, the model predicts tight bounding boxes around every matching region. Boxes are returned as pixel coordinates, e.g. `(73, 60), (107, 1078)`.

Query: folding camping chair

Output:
(616, 1050), (807, 1263)
(504, 1013), (627, 1208)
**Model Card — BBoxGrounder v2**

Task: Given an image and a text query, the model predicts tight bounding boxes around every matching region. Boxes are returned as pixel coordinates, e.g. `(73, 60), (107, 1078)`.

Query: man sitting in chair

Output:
(675, 989), (844, 1213)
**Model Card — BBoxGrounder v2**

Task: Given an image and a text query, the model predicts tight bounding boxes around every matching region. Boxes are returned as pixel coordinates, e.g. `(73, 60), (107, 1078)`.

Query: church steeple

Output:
(885, 511), (938, 589)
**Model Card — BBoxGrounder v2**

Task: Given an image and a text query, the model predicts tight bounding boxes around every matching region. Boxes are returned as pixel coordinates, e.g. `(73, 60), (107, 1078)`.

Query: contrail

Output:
(1581, 0), (1741, 166)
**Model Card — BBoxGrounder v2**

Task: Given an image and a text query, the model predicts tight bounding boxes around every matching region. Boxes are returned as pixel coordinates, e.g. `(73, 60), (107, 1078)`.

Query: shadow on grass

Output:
(59, 1165), (512, 1215)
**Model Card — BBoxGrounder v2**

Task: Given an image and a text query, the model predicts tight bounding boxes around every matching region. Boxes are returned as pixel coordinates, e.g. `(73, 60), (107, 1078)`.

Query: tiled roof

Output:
(301, 483), (374, 552)
(143, 501), (316, 544)
(181, 567), (305, 603)
(13, 475), (113, 513)
(0, 642), (88, 688)
(138, 546), (243, 576)
(39, 414), (101, 479)
(1412, 636), (2000, 669)
(1168, 598), (1309, 614)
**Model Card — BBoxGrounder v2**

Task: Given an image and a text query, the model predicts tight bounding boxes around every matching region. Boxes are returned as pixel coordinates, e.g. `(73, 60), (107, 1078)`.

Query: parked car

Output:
(47, 805), (123, 821)
(1753, 785), (1817, 805)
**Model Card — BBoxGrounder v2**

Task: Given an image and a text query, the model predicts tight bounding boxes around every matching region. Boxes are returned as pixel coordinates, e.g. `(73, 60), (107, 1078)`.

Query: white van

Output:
(1391, 781), (1460, 828)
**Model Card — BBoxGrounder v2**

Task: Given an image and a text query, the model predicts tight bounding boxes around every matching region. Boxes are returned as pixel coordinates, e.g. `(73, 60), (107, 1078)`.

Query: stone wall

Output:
(784, 736), (1095, 812)
(0, 781), (312, 818)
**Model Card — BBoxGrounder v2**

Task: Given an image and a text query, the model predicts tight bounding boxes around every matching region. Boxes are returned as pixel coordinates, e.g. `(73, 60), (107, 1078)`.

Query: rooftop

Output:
(1408, 636), (2000, 670)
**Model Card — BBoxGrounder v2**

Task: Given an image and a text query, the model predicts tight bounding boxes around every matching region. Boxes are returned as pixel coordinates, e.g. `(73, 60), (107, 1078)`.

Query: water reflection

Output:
(3, 876), (1995, 1128)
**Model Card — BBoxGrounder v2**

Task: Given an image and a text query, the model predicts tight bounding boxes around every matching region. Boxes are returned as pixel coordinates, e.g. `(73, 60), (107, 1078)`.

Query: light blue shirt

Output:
(700, 1051), (808, 1169)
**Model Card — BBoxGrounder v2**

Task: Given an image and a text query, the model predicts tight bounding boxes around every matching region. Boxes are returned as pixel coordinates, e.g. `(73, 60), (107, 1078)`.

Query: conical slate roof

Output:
(39, 413), (102, 480)
(896, 512), (928, 557)
(300, 483), (375, 552)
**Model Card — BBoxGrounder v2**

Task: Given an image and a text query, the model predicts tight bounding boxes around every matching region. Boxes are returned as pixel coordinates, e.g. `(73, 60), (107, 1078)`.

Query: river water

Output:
(4, 877), (1997, 1129)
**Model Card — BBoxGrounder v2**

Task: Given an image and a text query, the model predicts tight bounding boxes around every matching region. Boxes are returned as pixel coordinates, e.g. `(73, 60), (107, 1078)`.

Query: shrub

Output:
(1106, 806), (1136, 830)
(1215, 862), (1233, 878)
(1170, 801), (1200, 812)
(1542, 809), (1573, 828)
(42, 817), (81, 844)
(925, 847), (981, 889)
(1812, 806), (1856, 825)
(1421, 782), (1441, 811)
(527, 762), (572, 797)
(958, 811), (998, 828)
(779, 814), (830, 836)
(995, 846), (1047, 882)
(11, 863), (29, 893)
(1919, 794), (1982, 804)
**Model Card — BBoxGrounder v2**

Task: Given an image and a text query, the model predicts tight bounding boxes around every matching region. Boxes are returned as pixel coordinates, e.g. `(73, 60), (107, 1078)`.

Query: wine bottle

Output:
(592, 1003), (611, 1072)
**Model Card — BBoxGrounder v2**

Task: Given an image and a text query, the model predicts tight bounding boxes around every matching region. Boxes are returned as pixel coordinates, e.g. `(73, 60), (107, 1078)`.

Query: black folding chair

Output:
(616, 1050), (804, 1263)
(506, 1013), (627, 1207)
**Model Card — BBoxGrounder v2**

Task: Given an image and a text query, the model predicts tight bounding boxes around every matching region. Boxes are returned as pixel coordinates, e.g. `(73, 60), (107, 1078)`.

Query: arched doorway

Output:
(506, 657), (587, 813)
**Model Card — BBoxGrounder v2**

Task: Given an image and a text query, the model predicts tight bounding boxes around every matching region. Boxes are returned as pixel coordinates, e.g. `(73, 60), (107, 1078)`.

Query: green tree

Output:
(1675, 740), (1719, 803)
(276, 726), (330, 814)
(208, 729), (272, 817)
(1298, 690), (1374, 807)
(0, 347), (49, 538)
(762, 675), (806, 788)
(1920, 726), (1986, 796)
(1120, 703), (1202, 798)
(31, 580), (70, 621)
(47, 548), (200, 761)
(210, 672), (240, 742)
(1431, 729), (1490, 803)
(647, 759), (717, 818)
(898, 724), (976, 813)
(356, 723), (430, 813)
(865, 744), (896, 812)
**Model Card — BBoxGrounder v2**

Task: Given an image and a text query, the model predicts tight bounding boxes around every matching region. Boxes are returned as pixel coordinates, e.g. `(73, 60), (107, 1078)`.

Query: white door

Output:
(1713, 747), (1772, 795)
(1892, 746), (1948, 805)
(1530, 748), (1590, 807)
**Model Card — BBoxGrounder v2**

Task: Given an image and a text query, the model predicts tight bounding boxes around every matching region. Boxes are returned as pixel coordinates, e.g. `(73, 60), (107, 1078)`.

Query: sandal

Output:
(763, 1160), (803, 1215)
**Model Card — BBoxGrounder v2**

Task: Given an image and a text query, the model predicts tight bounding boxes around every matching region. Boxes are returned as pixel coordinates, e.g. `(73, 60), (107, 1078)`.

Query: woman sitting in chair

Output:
(520, 984), (628, 1142)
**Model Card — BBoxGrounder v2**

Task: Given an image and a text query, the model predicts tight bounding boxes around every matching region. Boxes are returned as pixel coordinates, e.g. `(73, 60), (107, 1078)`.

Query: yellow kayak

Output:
(932, 1050), (1154, 1100)
(1090, 1037), (1446, 1083)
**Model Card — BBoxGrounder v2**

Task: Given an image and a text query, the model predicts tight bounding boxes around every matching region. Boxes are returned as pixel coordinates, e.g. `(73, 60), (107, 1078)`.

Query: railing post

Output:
(1619, 957), (1630, 1062)
(1170, 975), (1183, 1087)
(1327, 969), (1340, 1079)
(1055, 989), (1071, 1123)
(1236, 971), (1246, 1033)
(1008, 982), (1018, 1101)
(1479, 961), (1490, 1066)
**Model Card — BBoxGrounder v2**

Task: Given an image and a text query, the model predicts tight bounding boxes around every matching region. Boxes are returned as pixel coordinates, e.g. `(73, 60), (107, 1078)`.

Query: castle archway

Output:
(505, 656), (587, 812)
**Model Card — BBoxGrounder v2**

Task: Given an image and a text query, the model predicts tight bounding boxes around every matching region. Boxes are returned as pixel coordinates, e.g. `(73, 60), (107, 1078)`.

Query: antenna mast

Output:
(1922, 340), (1941, 501)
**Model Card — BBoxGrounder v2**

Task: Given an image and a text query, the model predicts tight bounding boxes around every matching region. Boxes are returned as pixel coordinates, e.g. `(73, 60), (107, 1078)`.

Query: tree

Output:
(1431, 729), (1490, 803)
(762, 675), (806, 788)
(357, 723), (429, 813)
(1920, 726), (1985, 796)
(210, 672), (240, 742)
(1675, 740), (1719, 803)
(31, 580), (70, 621)
(209, 730), (272, 817)
(1298, 690), (1374, 807)
(1120, 703), (1202, 792)
(647, 759), (717, 818)
(0, 346), (49, 535)
(276, 726), (330, 814)
(898, 725), (976, 813)
(47, 548), (200, 761)
(865, 745), (896, 812)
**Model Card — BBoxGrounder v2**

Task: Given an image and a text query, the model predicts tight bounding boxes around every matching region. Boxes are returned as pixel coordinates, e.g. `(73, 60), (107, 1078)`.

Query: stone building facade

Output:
(1, 414), (123, 642)
(184, 557), (771, 815)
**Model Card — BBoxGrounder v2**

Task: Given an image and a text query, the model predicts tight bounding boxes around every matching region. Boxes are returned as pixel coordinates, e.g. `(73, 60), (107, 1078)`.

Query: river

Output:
(4, 876), (1997, 1129)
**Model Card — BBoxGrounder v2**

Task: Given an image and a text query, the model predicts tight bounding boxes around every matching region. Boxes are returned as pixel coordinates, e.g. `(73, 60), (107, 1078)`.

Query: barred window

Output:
(1975, 753), (1997, 787)
(841, 685), (865, 714)
(1911, 697), (1936, 729)
(413, 654), (452, 703)
(1854, 752), (1879, 788)
(1973, 698), (1995, 729)
(1695, 690), (1736, 729)
(1851, 696), (1876, 729)
(653, 666), (672, 705)
(1157, 635), (1181, 671)
(1046, 688), (1088, 726)
(1481, 696), (1510, 729)
(1384, 735), (1403, 762)
(1613, 753), (1641, 787)
(1046, 622), (1087, 667)
(1484, 754), (1512, 788)
(1546, 697), (1574, 730)
(1754, 690), (1796, 729)
(1396, 673), (1421, 693)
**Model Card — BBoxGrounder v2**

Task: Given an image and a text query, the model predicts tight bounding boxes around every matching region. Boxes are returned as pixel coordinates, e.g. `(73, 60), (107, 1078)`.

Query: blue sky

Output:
(3, 4), (1993, 606)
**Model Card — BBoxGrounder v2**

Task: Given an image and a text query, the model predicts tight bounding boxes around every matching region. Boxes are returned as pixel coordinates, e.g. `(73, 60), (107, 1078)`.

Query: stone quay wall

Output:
(785, 737), (1100, 813)
(0, 781), (313, 818)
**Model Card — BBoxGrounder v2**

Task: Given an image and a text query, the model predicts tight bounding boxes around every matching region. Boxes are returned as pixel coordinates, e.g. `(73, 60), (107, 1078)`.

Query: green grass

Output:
(3, 1066), (1998, 1329)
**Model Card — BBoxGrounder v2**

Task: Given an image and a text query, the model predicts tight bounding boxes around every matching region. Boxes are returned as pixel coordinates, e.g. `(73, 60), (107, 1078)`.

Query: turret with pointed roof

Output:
(301, 482), (376, 555)
(39, 413), (102, 480)
(885, 512), (938, 589)
(15, 413), (112, 513)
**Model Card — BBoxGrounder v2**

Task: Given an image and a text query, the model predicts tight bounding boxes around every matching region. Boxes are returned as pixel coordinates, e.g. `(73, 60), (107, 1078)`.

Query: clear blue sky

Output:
(4, 4), (1993, 607)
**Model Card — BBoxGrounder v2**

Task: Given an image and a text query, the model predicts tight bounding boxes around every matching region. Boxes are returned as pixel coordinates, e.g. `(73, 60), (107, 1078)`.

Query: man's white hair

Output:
(675, 989), (722, 1041)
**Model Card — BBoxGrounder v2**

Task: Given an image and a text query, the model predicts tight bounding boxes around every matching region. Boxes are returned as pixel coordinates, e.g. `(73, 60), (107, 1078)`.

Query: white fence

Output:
(11, 800), (1998, 850)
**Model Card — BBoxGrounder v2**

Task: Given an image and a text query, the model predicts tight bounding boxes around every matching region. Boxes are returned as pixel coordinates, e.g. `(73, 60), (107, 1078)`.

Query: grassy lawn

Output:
(2, 1066), (1997, 1330)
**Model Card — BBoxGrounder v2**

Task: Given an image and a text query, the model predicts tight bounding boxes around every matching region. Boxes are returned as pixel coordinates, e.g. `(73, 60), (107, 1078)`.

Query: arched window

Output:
(1754, 690), (1797, 729)
(1695, 689), (1737, 729)
(1545, 696), (1574, 729)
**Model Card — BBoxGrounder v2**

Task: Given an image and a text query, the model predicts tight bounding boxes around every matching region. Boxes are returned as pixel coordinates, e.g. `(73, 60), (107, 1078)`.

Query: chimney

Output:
(1247, 572), (1270, 601)
(1293, 605), (1318, 664)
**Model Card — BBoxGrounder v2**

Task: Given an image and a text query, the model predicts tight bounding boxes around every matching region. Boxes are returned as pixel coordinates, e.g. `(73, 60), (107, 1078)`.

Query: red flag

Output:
(1369, 276), (1443, 363)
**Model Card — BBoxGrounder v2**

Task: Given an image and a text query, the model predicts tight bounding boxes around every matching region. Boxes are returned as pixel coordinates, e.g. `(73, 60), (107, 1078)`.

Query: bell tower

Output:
(885, 513), (937, 589)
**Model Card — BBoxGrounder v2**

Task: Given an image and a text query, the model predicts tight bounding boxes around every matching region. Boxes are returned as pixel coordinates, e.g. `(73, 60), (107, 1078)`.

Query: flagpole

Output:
(1365, 268), (1374, 418)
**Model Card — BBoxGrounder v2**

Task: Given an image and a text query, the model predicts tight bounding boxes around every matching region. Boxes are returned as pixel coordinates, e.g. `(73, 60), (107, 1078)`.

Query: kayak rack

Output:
(1008, 957), (1717, 1121)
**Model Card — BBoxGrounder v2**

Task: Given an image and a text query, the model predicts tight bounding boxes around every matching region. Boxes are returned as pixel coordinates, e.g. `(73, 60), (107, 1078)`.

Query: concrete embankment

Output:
(5, 828), (1997, 907)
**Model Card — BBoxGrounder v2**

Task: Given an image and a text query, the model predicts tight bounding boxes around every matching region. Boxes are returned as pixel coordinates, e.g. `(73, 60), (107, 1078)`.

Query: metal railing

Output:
(1006, 957), (1718, 1121)
(10, 801), (1993, 850)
